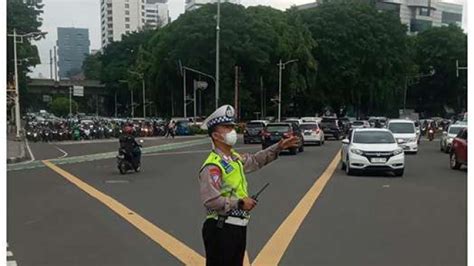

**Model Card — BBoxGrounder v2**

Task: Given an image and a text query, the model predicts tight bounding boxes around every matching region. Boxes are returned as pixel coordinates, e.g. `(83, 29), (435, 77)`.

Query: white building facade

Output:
(296, 0), (463, 33)
(145, 0), (170, 28)
(100, 0), (169, 48)
(185, 0), (240, 12)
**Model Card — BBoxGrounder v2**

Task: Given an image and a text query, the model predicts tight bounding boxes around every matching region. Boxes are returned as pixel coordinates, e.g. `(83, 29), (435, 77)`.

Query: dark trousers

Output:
(202, 218), (247, 266)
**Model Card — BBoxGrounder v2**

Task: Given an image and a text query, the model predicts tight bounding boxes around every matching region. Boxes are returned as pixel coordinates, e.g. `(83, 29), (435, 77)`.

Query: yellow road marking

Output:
(252, 152), (341, 265)
(42, 160), (205, 265)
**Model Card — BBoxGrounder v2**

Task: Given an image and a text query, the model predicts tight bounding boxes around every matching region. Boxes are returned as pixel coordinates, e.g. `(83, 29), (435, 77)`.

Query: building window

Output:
(126, 30), (130, 34)
(107, 3), (112, 8)
(410, 19), (432, 32)
(108, 24), (113, 28)
(125, 24), (130, 29)
(442, 11), (462, 24)
(107, 10), (112, 15)
(125, 10), (130, 15)
(125, 3), (129, 8)
(419, 7), (430, 16)
(108, 30), (113, 35)
(125, 17), (130, 22)
(107, 17), (112, 22)
(142, 12), (145, 16)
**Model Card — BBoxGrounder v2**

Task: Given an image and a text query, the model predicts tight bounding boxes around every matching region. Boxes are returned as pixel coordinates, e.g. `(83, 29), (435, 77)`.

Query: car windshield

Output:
(449, 127), (464, 135)
(352, 121), (364, 126)
(247, 123), (264, 129)
(353, 131), (395, 144)
(321, 118), (336, 123)
(266, 125), (290, 133)
(300, 124), (317, 130)
(388, 123), (415, 133)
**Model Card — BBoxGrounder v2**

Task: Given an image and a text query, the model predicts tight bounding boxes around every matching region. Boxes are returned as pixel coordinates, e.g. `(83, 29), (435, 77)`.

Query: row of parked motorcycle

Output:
(24, 118), (169, 142)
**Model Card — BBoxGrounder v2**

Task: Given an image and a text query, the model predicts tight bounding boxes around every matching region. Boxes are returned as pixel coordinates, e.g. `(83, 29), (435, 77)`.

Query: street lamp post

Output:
(128, 70), (146, 119)
(215, 0), (221, 109)
(8, 29), (46, 139)
(277, 59), (298, 122)
(181, 65), (216, 118)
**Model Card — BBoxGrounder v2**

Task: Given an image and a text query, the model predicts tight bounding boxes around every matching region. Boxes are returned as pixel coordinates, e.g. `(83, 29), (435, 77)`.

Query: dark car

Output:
(320, 117), (343, 140)
(244, 121), (267, 144)
(450, 128), (467, 170)
(261, 123), (304, 155)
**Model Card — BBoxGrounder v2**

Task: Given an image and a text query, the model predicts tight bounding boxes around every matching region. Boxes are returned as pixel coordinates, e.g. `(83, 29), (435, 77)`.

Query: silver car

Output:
(440, 124), (467, 153)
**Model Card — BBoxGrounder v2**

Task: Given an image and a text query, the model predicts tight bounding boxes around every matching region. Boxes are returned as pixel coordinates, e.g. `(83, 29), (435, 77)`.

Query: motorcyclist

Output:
(119, 125), (142, 170)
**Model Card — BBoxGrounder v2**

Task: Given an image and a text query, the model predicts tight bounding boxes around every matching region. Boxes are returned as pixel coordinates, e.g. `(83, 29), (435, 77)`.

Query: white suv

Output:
(341, 129), (405, 176)
(387, 119), (418, 154)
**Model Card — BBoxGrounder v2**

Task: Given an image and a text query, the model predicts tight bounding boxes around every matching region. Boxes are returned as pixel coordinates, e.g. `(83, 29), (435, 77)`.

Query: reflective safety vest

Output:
(201, 150), (250, 220)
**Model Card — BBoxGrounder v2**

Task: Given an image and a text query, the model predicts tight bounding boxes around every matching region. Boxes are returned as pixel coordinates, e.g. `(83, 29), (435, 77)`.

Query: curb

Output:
(7, 140), (28, 164)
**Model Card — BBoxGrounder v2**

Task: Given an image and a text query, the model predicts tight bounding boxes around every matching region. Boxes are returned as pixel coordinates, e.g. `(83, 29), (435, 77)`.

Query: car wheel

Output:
(119, 162), (127, 175)
(450, 152), (461, 170)
(289, 147), (297, 155)
(341, 160), (346, 170)
(345, 157), (354, 175)
(394, 169), (404, 177)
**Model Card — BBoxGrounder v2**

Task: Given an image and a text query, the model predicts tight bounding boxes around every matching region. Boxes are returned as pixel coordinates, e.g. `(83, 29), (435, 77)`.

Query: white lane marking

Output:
(56, 136), (206, 145)
(24, 138), (35, 162)
(7, 261), (17, 266)
(105, 180), (130, 184)
(7, 243), (18, 266)
(7, 251), (12, 257)
(143, 146), (258, 157)
(53, 145), (68, 158)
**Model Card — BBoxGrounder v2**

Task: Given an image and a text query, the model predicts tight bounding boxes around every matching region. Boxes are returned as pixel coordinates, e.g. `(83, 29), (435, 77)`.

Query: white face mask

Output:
(222, 129), (237, 146)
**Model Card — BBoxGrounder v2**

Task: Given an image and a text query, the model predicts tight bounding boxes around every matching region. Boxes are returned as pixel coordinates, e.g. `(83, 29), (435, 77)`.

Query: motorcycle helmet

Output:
(123, 126), (134, 135)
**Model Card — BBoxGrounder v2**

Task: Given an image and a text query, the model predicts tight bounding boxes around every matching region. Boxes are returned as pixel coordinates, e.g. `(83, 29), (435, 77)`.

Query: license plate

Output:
(304, 132), (311, 136)
(371, 158), (387, 163)
(402, 146), (409, 150)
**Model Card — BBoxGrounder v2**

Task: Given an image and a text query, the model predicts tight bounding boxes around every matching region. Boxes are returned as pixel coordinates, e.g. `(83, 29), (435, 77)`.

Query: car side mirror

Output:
(342, 139), (350, 145)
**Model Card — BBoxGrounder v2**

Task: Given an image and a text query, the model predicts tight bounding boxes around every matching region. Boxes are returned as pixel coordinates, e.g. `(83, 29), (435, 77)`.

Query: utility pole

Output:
(194, 80), (197, 125)
(54, 45), (58, 81)
(234, 66), (239, 121)
(131, 87), (134, 118)
(114, 91), (117, 118)
(49, 49), (53, 79)
(260, 76), (264, 118)
(215, 0), (221, 109)
(12, 29), (21, 138)
(69, 86), (72, 116)
(142, 77), (146, 118)
(183, 69), (187, 118)
(277, 59), (298, 122)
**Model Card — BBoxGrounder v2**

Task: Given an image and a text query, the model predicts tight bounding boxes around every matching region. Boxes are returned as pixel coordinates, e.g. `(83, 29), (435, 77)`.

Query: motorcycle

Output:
(116, 140), (143, 174)
(428, 129), (434, 141)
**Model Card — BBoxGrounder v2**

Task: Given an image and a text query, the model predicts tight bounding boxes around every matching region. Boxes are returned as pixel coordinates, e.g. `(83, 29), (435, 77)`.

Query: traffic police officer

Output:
(198, 105), (298, 266)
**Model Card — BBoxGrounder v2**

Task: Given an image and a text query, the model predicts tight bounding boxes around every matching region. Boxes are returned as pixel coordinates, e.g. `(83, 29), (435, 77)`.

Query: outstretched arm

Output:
(241, 136), (299, 174)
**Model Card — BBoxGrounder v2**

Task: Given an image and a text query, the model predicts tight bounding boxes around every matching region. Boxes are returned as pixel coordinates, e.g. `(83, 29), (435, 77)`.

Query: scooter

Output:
(116, 140), (143, 174)
(428, 129), (434, 141)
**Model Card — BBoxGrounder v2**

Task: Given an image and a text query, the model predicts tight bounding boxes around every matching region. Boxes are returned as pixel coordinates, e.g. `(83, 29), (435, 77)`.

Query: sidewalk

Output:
(7, 131), (29, 164)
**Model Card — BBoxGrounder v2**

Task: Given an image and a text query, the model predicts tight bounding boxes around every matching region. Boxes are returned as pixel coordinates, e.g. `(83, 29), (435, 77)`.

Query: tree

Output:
(296, 0), (412, 117)
(7, 0), (45, 109)
(82, 53), (102, 80)
(147, 3), (316, 118)
(411, 24), (467, 116)
(49, 97), (77, 117)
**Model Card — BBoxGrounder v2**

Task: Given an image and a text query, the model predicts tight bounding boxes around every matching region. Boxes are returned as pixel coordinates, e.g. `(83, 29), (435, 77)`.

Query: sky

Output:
(30, 0), (466, 78)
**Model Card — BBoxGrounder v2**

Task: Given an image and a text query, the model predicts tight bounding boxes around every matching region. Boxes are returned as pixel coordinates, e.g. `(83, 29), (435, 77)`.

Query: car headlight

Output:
(393, 148), (404, 155)
(407, 138), (416, 143)
(27, 132), (31, 135)
(350, 149), (364, 155)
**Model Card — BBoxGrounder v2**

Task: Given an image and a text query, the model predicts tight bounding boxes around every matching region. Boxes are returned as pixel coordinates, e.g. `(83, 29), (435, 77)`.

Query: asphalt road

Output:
(7, 136), (466, 266)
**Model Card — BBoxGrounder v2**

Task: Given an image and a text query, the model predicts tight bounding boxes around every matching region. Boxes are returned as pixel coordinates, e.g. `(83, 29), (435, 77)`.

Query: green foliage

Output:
(7, 0), (45, 109)
(49, 97), (78, 117)
(296, 0), (410, 117)
(82, 53), (102, 80)
(411, 24), (467, 116)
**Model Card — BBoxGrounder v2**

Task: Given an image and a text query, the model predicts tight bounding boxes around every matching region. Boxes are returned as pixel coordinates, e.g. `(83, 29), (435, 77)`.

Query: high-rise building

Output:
(100, 0), (169, 48)
(144, 0), (170, 28)
(185, 0), (240, 12)
(296, 0), (463, 34)
(56, 27), (90, 79)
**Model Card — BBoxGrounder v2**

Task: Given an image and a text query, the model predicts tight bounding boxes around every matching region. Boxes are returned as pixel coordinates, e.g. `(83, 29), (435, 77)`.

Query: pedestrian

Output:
(198, 105), (298, 266)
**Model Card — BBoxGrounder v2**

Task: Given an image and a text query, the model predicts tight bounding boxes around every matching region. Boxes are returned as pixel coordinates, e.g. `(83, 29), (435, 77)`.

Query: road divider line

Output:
(42, 160), (205, 265)
(252, 151), (341, 265)
(53, 145), (68, 158)
(25, 138), (35, 162)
